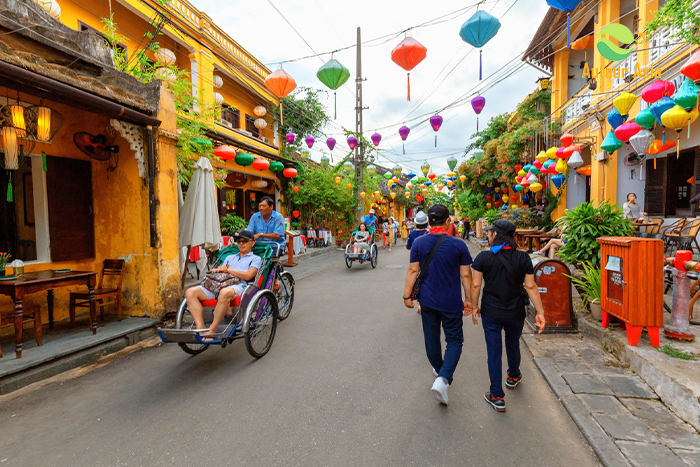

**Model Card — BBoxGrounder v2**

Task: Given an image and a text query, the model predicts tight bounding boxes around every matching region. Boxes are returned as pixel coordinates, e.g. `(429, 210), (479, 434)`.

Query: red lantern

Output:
(682, 50), (700, 83)
(614, 122), (642, 143)
(532, 160), (543, 169)
(555, 147), (566, 159)
(487, 195), (492, 201)
(560, 132), (575, 147)
(511, 194), (518, 201)
(514, 164), (523, 173)
(390, 37), (427, 101)
(292, 210), (299, 218)
(563, 145), (581, 159)
(428, 173), (436, 180)
(494, 201), (501, 207)
(283, 167), (298, 178)
(641, 80), (675, 104)
(292, 186), (300, 193)
(214, 145), (236, 161)
(252, 158), (270, 171)
(416, 194), (423, 202)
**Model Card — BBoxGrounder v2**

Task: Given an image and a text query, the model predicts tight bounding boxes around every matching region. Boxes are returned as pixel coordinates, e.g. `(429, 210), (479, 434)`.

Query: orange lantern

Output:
(346, 183), (353, 189)
(571, 35), (594, 50)
(264, 68), (297, 125)
(647, 139), (677, 169)
(282, 167), (298, 178)
(390, 36), (427, 101)
(391, 192), (396, 199)
(576, 165), (592, 176)
(292, 185), (300, 192)
(360, 191), (366, 199)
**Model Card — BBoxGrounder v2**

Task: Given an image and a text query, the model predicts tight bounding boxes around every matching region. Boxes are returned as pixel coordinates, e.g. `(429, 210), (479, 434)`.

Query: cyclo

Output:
(344, 227), (378, 269)
(158, 242), (294, 358)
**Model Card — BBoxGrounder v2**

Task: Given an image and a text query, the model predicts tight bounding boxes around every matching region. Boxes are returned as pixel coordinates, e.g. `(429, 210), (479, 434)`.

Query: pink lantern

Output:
(614, 122), (642, 143)
(556, 147), (566, 159)
(305, 136), (314, 148)
(371, 133), (382, 147)
(533, 160), (543, 169)
(347, 136), (358, 150)
(430, 115), (443, 147)
(642, 80), (676, 104)
(399, 125), (410, 154)
(285, 133), (295, 145)
(472, 96), (485, 131)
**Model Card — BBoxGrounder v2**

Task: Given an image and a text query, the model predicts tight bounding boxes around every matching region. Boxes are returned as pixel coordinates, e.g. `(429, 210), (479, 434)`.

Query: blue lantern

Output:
(487, 187), (493, 193)
(425, 181), (432, 186)
(522, 194), (530, 203)
(551, 174), (566, 189)
(459, 10), (501, 80)
(607, 108), (627, 130)
(406, 172), (416, 179)
(650, 96), (676, 125)
(546, 0), (584, 46)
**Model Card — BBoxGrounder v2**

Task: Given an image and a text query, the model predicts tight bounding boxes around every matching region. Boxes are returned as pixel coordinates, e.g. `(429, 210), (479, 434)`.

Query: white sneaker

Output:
(432, 368), (439, 377)
(431, 377), (449, 405)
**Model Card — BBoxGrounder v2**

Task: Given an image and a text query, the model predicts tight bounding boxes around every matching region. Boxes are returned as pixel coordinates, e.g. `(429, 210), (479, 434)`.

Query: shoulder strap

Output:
(494, 250), (521, 285)
(417, 235), (447, 282)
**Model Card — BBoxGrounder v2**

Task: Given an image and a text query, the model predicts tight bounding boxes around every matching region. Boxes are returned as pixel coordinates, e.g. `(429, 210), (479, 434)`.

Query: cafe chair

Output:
(674, 218), (700, 253)
(69, 259), (125, 327)
(645, 218), (664, 234)
(661, 218), (687, 237)
(0, 306), (42, 358)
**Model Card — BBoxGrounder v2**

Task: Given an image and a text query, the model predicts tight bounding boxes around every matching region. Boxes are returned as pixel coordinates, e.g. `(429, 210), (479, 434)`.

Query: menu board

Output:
(606, 256), (624, 305)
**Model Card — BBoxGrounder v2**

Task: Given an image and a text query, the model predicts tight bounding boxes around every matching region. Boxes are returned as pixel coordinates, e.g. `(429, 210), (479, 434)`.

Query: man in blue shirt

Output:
(362, 209), (377, 234)
(247, 196), (286, 256)
(406, 210), (428, 250)
(403, 204), (473, 406)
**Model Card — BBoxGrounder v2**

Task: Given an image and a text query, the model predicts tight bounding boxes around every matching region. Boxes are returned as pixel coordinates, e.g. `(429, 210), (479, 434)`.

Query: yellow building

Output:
(523, 0), (700, 222)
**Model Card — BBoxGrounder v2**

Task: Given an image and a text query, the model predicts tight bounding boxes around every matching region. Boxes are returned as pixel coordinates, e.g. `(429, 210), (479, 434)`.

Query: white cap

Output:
(414, 211), (428, 224)
(369, 209), (375, 214)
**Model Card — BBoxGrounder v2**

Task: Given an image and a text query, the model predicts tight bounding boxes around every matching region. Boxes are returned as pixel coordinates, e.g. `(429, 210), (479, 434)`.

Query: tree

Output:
(646, 0), (700, 46)
(272, 87), (331, 159)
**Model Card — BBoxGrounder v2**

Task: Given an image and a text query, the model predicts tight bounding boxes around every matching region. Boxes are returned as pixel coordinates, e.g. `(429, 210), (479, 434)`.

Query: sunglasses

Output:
(236, 238), (252, 244)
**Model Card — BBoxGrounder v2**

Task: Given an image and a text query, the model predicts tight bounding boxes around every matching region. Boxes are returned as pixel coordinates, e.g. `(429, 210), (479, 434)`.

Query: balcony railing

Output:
(563, 89), (592, 127)
(612, 52), (638, 90)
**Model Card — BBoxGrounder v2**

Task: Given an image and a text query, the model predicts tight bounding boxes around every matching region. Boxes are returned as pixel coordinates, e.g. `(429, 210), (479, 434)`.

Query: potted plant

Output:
(220, 214), (247, 236)
(567, 262), (602, 320)
(0, 252), (10, 277)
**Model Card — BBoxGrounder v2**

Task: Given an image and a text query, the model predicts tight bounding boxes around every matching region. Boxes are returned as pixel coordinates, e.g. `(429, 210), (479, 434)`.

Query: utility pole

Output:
(355, 26), (365, 226)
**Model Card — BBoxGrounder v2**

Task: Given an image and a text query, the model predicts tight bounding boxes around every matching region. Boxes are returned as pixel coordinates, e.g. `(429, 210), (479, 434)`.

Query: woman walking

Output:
(400, 220), (409, 245)
(470, 220), (546, 413)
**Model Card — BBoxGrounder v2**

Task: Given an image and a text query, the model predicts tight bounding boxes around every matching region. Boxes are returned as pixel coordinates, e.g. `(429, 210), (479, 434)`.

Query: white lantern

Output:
(154, 48), (176, 66)
(36, 106), (52, 142)
(2, 127), (19, 170)
(155, 67), (176, 83)
(213, 92), (224, 106)
(11, 106), (26, 137)
(212, 74), (223, 89)
(217, 171), (228, 181)
(253, 106), (267, 117)
(527, 173), (538, 183)
(49, 0), (61, 20)
(251, 180), (268, 189)
(254, 118), (267, 130)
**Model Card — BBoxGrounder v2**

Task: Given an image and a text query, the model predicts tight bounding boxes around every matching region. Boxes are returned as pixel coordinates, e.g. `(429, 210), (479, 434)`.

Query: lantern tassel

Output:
(654, 157), (657, 169)
(677, 133), (681, 159)
(435, 134), (437, 148)
(42, 151), (47, 172)
(479, 50), (483, 80)
(280, 101), (284, 126)
(403, 143), (405, 155)
(477, 117), (479, 132)
(407, 73), (411, 101)
(566, 14), (571, 47)
(662, 129), (666, 145)
(334, 92), (337, 120)
(6, 173), (12, 203)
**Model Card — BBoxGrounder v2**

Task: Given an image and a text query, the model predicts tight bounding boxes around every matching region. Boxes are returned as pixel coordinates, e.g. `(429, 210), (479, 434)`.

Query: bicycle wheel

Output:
(245, 290), (278, 358)
(276, 271), (295, 321)
(175, 299), (209, 356)
(690, 279), (700, 325)
(371, 244), (378, 269)
(346, 256), (352, 268)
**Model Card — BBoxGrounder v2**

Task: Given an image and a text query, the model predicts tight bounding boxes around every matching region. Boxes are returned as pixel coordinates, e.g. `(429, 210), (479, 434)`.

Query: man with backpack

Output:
(470, 220), (546, 413)
(403, 204), (473, 406)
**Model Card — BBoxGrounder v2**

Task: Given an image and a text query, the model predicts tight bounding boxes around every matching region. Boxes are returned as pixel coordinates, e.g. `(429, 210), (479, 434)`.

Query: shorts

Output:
(198, 283), (247, 301)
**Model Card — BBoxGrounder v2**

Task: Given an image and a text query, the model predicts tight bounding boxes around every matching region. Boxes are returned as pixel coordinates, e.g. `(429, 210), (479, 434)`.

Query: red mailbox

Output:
(597, 237), (664, 347)
(526, 255), (576, 333)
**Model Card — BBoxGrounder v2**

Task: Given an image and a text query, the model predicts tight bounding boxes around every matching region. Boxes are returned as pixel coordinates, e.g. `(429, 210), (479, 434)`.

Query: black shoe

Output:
(484, 392), (506, 412)
(506, 373), (522, 390)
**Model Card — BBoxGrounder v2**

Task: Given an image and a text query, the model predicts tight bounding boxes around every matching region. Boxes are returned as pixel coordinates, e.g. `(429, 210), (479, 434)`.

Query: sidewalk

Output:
(522, 331), (700, 466)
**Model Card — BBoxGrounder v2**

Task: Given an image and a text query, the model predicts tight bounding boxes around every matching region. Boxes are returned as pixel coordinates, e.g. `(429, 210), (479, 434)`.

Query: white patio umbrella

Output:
(179, 157), (222, 288)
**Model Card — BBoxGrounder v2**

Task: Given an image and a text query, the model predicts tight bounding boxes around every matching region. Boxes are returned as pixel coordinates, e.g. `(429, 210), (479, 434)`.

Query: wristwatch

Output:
(403, 296), (411, 300)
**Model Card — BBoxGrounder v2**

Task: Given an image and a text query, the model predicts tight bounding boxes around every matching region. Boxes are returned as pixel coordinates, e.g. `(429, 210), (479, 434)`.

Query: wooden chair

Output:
(0, 306), (42, 358)
(646, 218), (664, 234)
(675, 218), (700, 253)
(69, 259), (125, 327)
(661, 218), (687, 237)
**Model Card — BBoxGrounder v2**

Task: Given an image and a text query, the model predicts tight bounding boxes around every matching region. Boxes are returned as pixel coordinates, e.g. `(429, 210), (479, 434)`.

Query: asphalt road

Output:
(0, 243), (600, 467)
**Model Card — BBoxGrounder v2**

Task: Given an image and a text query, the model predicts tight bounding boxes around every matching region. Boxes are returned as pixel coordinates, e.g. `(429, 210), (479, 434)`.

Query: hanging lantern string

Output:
(407, 73), (411, 101)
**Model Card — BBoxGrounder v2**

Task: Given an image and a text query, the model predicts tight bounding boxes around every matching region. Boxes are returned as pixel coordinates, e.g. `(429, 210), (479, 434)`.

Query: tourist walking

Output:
(403, 204), (473, 406)
(406, 211), (428, 250)
(470, 219), (546, 413)
(462, 217), (470, 240)
(400, 220), (409, 245)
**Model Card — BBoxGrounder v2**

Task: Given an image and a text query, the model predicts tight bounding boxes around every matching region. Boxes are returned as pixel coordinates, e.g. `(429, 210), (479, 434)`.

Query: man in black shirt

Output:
(470, 220), (546, 412)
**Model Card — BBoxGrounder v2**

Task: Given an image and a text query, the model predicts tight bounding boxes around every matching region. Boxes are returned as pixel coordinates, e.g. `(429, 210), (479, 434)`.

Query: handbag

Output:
(494, 251), (530, 306)
(410, 235), (447, 300)
(200, 272), (241, 298)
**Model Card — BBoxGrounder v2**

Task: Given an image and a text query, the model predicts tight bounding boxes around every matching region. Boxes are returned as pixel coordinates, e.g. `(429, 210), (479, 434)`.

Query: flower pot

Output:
(589, 300), (602, 321)
(0, 266), (6, 277)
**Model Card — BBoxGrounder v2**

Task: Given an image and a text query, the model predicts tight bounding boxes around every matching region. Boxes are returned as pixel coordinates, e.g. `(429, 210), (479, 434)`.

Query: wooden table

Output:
(523, 234), (556, 252)
(632, 221), (657, 232)
(0, 270), (97, 358)
(515, 229), (539, 250)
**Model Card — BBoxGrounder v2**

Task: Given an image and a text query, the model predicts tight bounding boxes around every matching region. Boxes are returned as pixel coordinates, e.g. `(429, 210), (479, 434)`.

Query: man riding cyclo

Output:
(362, 209), (377, 236)
(248, 196), (286, 257)
(184, 230), (261, 338)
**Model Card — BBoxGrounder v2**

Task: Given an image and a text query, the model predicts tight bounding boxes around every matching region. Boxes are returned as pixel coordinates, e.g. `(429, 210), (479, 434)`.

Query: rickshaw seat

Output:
(201, 296), (241, 308)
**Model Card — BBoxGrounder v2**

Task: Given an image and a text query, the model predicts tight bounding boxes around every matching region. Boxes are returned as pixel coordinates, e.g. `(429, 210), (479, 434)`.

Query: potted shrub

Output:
(220, 214), (247, 236)
(0, 252), (10, 277)
(567, 262), (602, 320)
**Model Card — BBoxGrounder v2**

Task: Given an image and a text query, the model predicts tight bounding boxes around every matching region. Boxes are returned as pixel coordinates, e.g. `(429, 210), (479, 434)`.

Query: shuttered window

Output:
(46, 157), (95, 261)
(245, 115), (259, 138)
(645, 157), (667, 216)
(221, 105), (239, 128)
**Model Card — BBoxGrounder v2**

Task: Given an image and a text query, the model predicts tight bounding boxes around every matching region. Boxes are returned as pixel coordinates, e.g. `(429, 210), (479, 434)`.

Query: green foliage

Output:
(220, 214), (247, 236)
(556, 201), (633, 267)
(566, 262), (601, 312)
(273, 87), (331, 159)
(455, 189), (486, 222)
(646, 0), (700, 46)
(504, 206), (539, 228)
(287, 163), (355, 229)
(658, 344), (698, 361)
(483, 208), (505, 224)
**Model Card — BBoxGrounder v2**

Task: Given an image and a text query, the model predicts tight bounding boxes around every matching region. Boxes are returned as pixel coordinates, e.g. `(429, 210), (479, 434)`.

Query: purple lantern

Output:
(305, 136), (314, 149)
(347, 135), (358, 150)
(371, 133), (382, 147)
(471, 96), (486, 132)
(285, 133), (295, 145)
(327, 137), (336, 162)
(430, 115), (443, 147)
(399, 126), (410, 154)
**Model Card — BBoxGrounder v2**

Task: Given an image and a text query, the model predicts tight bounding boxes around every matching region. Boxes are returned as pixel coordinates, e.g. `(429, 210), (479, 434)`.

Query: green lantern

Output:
(601, 132), (622, 155)
(366, 164), (377, 176)
(300, 149), (310, 159)
(447, 156), (458, 171)
(392, 164), (402, 177)
(316, 58), (351, 119)
(473, 149), (484, 162)
(235, 152), (254, 177)
(635, 108), (656, 130)
(343, 161), (353, 174)
(192, 136), (213, 150)
(384, 172), (392, 180)
(321, 154), (330, 168)
(421, 161), (430, 176)
(269, 161), (284, 172)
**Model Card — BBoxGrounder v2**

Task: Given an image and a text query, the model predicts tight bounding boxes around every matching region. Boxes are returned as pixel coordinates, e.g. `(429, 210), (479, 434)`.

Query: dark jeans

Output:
(482, 316), (525, 398)
(421, 305), (464, 384)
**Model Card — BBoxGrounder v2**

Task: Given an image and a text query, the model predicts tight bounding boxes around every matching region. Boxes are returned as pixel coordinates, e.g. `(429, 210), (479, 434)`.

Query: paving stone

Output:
(650, 421), (700, 451)
(604, 375), (657, 399)
(577, 346), (612, 365)
(621, 398), (685, 424)
(563, 373), (615, 395)
(533, 356), (573, 398)
(550, 348), (595, 373)
(674, 448), (700, 466)
(580, 394), (661, 443)
(616, 440), (687, 467)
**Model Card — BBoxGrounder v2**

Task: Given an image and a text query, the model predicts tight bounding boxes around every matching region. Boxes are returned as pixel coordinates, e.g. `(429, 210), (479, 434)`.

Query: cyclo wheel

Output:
(346, 256), (352, 268)
(371, 244), (378, 269)
(175, 299), (209, 356)
(276, 271), (295, 321)
(690, 279), (700, 325)
(245, 290), (278, 358)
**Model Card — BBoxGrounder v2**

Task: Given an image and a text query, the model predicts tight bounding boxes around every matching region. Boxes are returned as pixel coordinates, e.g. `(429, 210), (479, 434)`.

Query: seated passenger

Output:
(248, 196), (286, 257)
(185, 230), (261, 337)
(353, 222), (371, 255)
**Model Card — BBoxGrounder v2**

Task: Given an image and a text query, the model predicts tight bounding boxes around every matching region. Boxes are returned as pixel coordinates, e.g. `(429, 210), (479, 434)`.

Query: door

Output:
(645, 157), (667, 216)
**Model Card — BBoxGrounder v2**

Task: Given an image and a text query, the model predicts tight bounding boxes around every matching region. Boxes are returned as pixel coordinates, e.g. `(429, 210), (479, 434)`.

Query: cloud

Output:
(192, 0), (550, 175)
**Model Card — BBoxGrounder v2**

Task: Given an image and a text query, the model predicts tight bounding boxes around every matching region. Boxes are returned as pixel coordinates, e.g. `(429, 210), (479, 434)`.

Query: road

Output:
(0, 243), (600, 467)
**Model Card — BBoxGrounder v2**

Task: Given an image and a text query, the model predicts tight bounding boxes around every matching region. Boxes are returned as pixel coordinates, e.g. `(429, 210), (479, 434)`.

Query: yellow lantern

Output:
(502, 195), (508, 202)
(494, 187), (500, 193)
(421, 188), (428, 195)
(447, 171), (456, 177)
(2, 126), (19, 170)
(535, 151), (547, 164)
(335, 176), (341, 184)
(405, 191), (410, 198)
(360, 191), (366, 199)
(529, 182), (543, 192)
(612, 92), (637, 116)
(11, 105), (26, 137)
(406, 182), (413, 189)
(546, 146), (557, 159)
(661, 105), (700, 158)
(459, 175), (466, 183)
(391, 192), (396, 199)
(510, 204), (518, 209)
(37, 106), (52, 142)
(486, 202), (492, 208)
(555, 158), (566, 173)
(347, 183), (353, 189)
(517, 169), (527, 177)
(374, 191), (381, 197)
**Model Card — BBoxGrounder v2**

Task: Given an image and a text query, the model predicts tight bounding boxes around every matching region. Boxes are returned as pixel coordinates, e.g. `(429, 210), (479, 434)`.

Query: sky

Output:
(191, 0), (551, 175)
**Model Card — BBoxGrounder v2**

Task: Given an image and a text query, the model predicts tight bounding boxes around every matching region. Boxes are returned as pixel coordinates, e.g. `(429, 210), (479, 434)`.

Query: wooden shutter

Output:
(46, 157), (95, 261)
(233, 109), (240, 129)
(645, 157), (667, 216)
(693, 148), (700, 216)
(245, 116), (259, 138)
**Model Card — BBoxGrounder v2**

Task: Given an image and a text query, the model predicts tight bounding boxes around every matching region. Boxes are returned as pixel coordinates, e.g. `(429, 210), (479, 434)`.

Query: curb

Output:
(521, 334), (632, 467)
(281, 244), (336, 265)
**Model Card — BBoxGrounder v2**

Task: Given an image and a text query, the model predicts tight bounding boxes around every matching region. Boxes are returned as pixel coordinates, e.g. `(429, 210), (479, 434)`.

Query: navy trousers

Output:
(482, 316), (525, 398)
(421, 305), (464, 384)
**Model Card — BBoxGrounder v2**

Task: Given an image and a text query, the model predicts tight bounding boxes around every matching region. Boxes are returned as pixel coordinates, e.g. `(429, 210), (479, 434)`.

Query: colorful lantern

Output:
(399, 125), (410, 154)
(614, 122), (642, 143)
(264, 68), (297, 125)
(546, 146), (558, 159)
(406, 182), (413, 189)
(335, 176), (341, 184)
(285, 133), (295, 145)
(446, 157), (458, 172)
(405, 191), (411, 199)
(292, 210), (299, 218)
(459, 11), (501, 79)
(529, 182), (543, 192)
(305, 136), (314, 149)
(320, 154), (330, 168)
(555, 147), (566, 159)
(374, 191), (381, 198)
(635, 108), (656, 130)
(471, 96), (486, 131)
(514, 163), (524, 173)
(576, 165), (592, 176)
(316, 58), (350, 119)
(235, 152), (254, 176)
(327, 137), (336, 152)
(292, 185), (299, 192)
(367, 164), (377, 176)
(430, 115), (443, 147)
(629, 129), (655, 176)
(422, 188), (428, 195)
(213, 145), (236, 161)
(661, 105), (700, 158)
(551, 174), (565, 189)
(346, 183), (353, 190)
(252, 157), (270, 172)
(391, 192), (397, 199)
(648, 139), (676, 155)
(460, 174), (466, 183)
(674, 77), (699, 111)
(384, 172), (393, 180)
(607, 108), (628, 130)
(371, 133), (382, 147)
(269, 161), (285, 173)
(560, 132), (575, 147)
(407, 172), (416, 179)
(601, 132), (622, 155)
(347, 135), (358, 150)
(391, 36), (428, 101)
(554, 158), (566, 174)
(642, 80), (675, 104)
(563, 144), (581, 159)
(283, 167), (298, 178)
(613, 92), (637, 116)
(535, 152), (547, 164)
(343, 161), (354, 174)
(681, 49), (700, 84)
(421, 161), (430, 176)
(546, 0), (584, 46)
